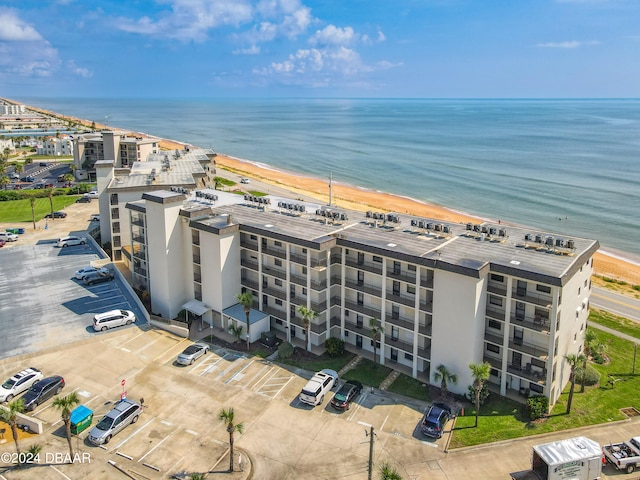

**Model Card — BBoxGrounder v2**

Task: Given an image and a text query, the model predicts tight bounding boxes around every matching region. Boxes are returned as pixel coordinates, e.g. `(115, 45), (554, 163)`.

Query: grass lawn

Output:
(449, 312), (640, 448)
(277, 352), (355, 374)
(590, 307), (640, 339)
(386, 374), (432, 402)
(342, 359), (392, 388)
(0, 196), (79, 222)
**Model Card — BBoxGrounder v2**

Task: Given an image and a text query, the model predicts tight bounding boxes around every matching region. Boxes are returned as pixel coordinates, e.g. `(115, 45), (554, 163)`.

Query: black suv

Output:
(421, 402), (451, 438)
(22, 376), (65, 411)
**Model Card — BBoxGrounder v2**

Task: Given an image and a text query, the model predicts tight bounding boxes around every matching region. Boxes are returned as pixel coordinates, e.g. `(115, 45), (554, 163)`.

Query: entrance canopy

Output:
(182, 299), (211, 317)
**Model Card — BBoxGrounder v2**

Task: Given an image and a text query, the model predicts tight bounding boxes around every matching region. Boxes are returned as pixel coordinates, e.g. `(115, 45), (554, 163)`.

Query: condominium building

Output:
(37, 136), (73, 156)
(125, 190), (598, 407)
(94, 148), (216, 263)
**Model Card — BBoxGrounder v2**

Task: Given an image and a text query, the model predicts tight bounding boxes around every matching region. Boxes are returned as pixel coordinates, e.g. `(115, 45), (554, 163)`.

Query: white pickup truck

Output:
(603, 437), (640, 474)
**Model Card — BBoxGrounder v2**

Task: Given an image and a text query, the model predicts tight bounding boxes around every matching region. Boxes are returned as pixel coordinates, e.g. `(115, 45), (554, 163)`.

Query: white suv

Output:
(0, 232), (19, 242)
(93, 309), (136, 331)
(0, 367), (43, 402)
(57, 236), (86, 248)
(299, 369), (339, 406)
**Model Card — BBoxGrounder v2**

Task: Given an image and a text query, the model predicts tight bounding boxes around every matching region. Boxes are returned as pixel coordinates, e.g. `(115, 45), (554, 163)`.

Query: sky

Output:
(0, 0), (639, 98)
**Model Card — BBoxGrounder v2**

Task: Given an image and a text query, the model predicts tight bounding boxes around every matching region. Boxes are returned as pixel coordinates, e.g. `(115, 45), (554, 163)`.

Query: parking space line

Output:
(113, 417), (155, 449)
(119, 331), (147, 348)
(153, 337), (189, 364)
(134, 335), (165, 355)
(49, 465), (72, 480)
(195, 353), (233, 376)
(244, 364), (272, 389)
(269, 375), (295, 399)
(380, 414), (390, 431)
(138, 429), (175, 462)
(225, 360), (254, 384)
(347, 401), (364, 422)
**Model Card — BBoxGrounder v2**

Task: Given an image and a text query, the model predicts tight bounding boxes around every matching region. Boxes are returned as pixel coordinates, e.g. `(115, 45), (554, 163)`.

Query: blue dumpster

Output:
(16, 228), (25, 234)
(70, 405), (93, 434)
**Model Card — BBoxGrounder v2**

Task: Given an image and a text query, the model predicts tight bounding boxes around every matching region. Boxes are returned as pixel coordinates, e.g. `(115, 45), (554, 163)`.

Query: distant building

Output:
(0, 104), (26, 115)
(37, 136), (73, 156)
(125, 190), (599, 408)
(0, 138), (14, 152)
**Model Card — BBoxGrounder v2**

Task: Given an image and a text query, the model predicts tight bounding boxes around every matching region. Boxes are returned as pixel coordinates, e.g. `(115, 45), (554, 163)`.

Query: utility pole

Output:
(366, 425), (375, 480)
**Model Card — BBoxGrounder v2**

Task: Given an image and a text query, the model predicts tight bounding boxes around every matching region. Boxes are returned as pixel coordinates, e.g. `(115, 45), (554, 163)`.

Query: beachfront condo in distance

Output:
(120, 187), (598, 409)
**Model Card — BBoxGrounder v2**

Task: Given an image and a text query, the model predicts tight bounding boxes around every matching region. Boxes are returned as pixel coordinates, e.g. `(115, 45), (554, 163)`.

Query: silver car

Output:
(88, 399), (142, 445)
(176, 343), (209, 365)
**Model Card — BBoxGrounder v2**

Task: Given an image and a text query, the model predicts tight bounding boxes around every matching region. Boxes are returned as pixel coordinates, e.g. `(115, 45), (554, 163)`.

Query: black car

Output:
(421, 402), (451, 438)
(83, 269), (115, 286)
(21, 176), (35, 183)
(330, 380), (363, 410)
(76, 196), (91, 203)
(22, 376), (65, 411)
(45, 211), (67, 219)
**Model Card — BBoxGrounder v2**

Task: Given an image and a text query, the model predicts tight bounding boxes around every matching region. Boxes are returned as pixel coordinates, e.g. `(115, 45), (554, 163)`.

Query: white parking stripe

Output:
(225, 360), (254, 384)
(49, 465), (72, 480)
(113, 417), (155, 449)
(138, 430), (174, 462)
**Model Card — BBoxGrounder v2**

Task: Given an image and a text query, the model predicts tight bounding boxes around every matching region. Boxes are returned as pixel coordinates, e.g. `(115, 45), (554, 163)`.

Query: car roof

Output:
(95, 309), (125, 320)
(9, 367), (41, 381)
(33, 375), (63, 386)
(107, 398), (140, 416)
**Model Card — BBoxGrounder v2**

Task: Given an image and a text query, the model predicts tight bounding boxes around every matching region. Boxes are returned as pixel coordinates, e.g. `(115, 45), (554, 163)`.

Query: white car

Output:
(75, 266), (106, 280)
(57, 236), (86, 248)
(87, 190), (99, 198)
(0, 367), (43, 402)
(0, 232), (19, 242)
(93, 309), (136, 331)
(240, 177), (250, 184)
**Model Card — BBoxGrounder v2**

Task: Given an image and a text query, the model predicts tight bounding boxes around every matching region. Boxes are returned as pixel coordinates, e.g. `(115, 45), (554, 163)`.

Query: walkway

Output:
(590, 321), (640, 344)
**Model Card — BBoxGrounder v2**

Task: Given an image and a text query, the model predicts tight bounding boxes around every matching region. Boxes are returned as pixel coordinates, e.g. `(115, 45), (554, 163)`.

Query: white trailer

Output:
(511, 436), (602, 480)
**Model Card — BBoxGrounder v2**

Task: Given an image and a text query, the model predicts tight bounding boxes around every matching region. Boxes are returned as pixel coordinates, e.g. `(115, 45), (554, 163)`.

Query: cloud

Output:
(0, 8), (44, 41)
(535, 40), (601, 48)
(115, 0), (254, 42)
(233, 44), (261, 55)
(68, 60), (93, 78)
(309, 25), (356, 46)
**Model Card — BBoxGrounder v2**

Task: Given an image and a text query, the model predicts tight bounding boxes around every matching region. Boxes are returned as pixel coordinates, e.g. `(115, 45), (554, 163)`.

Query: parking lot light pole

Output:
(358, 421), (375, 480)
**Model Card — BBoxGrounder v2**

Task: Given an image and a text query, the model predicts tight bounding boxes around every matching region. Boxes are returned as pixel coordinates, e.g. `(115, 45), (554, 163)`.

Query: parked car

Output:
(88, 399), (142, 445)
(39, 162), (48, 167)
(87, 190), (99, 198)
(76, 196), (91, 203)
(21, 176), (35, 182)
(0, 367), (43, 402)
(299, 369), (339, 406)
(0, 240), (5, 248)
(176, 343), (209, 365)
(10, 172), (19, 179)
(45, 211), (67, 219)
(75, 266), (102, 280)
(93, 309), (135, 331)
(330, 380), (363, 410)
(421, 402), (452, 438)
(90, 214), (100, 222)
(57, 235), (85, 247)
(0, 232), (19, 242)
(240, 177), (250, 184)
(21, 376), (65, 411)
(83, 268), (115, 286)
(44, 183), (54, 188)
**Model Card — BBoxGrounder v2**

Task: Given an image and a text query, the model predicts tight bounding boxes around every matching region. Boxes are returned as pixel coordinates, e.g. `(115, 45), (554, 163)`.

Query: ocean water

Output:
(17, 97), (640, 261)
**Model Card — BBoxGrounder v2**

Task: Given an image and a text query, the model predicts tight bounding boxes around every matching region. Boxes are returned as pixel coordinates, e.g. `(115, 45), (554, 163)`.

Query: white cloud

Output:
(68, 60), (93, 78)
(536, 40), (600, 48)
(233, 44), (261, 55)
(115, 0), (254, 42)
(0, 8), (44, 41)
(309, 25), (356, 46)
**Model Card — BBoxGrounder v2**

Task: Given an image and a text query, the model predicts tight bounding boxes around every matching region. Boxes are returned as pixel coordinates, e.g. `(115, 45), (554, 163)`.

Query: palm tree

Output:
(369, 317), (381, 368)
(469, 362), (491, 427)
(564, 353), (585, 414)
(63, 173), (74, 184)
(579, 329), (597, 393)
(433, 364), (457, 394)
(296, 305), (317, 352)
(47, 188), (54, 219)
(228, 323), (244, 344)
(236, 291), (253, 350)
(0, 175), (9, 190)
(380, 462), (403, 480)
(14, 163), (23, 177)
(0, 398), (26, 457)
(218, 407), (244, 472)
(30, 197), (37, 229)
(52, 392), (80, 458)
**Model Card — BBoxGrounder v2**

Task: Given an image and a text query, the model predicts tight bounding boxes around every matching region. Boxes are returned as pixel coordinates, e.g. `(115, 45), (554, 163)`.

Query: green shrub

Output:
(325, 337), (345, 357)
(278, 341), (294, 359)
(575, 364), (601, 386)
(526, 395), (549, 420)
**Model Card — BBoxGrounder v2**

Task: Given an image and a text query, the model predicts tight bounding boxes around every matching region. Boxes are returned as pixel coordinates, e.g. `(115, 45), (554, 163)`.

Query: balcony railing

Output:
(262, 265), (286, 280)
(418, 323), (432, 336)
(419, 301), (433, 313)
(240, 240), (258, 251)
(344, 300), (380, 319)
(386, 269), (416, 284)
(310, 257), (328, 269)
(387, 291), (416, 308)
(344, 279), (383, 297)
(241, 257), (259, 271)
(486, 307), (506, 321)
(192, 255), (200, 264)
(290, 252), (306, 265)
(507, 363), (547, 384)
(241, 278), (259, 292)
(263, 245), (286, 259)
(511, 289), (553, 308)
(132, 234), (146, 244)
(417, 345), (431, 359)
(131, 217), (145, 227)
(386, 314), (415, 331)
(345, 319), (372, 337)
(385, 336), (414, 354)
(487, 283), (507, 296)
(510, 315), (550, 334)
(484, 331), (504, 346)
(263, 285), (287, 301)
(193, 273), (201, 283)
(262, 304), (286, 319)
(310, 299), (328, 312)
(345, 258), (383, 275)
(508, 338), (549, 359)
(482, 355), (502, 370)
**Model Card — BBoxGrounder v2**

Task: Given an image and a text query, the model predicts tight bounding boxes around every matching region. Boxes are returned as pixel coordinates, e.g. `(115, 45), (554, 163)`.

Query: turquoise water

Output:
(17, 97), (640, 260)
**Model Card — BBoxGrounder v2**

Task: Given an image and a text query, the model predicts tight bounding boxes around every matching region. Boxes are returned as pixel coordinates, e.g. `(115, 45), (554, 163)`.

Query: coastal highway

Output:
(591, 286), (640, 323)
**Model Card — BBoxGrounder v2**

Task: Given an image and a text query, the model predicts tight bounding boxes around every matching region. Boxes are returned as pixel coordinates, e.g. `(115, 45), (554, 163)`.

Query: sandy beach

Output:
(213, 153), (640, 286)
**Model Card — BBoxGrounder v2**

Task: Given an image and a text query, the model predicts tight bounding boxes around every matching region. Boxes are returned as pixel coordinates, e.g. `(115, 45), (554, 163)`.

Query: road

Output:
(592, 286), (640, 322)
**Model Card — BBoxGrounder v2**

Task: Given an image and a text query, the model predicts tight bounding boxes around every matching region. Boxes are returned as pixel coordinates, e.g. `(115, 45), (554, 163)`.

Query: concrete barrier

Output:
(149, 316), (189, 338)
(0, 407), (44, 435)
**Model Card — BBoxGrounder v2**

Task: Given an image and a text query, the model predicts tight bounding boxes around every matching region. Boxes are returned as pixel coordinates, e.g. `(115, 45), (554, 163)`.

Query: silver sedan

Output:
(176, 343), (209, 365)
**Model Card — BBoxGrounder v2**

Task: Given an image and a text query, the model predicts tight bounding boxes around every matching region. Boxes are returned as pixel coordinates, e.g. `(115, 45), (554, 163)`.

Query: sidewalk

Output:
(590, 321), (640, 344)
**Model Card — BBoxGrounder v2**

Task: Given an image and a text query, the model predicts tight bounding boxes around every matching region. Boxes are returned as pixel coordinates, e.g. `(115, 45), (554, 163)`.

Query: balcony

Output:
(262, 265), (286, 280)
(485, 331), (504, 346)
(289, 316), (327, 334)
(486, 307), (506, 322)
(345, 258), (383, 275)
(344, 300), (380, 319)
(132, 249), (146, 261)
(192, 255), (200, 264)
(344, 279), (382, 297)
(133, 267), (147, 277)
(290, 252), (306, 265)
(132, 234), (146, 244)
(387, 291), (416, 308)
(417, 345), (431, 359)
(386, 269), (416, 284)
(290, 273), (306, 287)
(263, 285), (287, 301)
(419, 301), (433, 313)
(385, 336), (414, 355)
(386, 313), (415, 332)
(240, 239), (258, 251)
(510, 315), (550, 334)
(420, 276), (434, 289)
(507, 363), (547, 384)
(310, 257), (328, 269)
(487, 283), (507, 296)
(241, 257), (259, 271)
(262, 304), (286, 319)
(482, 355), (502, 370)
(344, 319), (372, 337)
(131, 217), (145, 227)
(309, 299), (328, 312)
(310, 278), (328, 291)
(418, 322), (432, 336)
(241, 278), (259, 292)
(193, 273), (201, 284)
(263, 245), (286, 259)
(508, 338), (549, 359)
(512, 289), (553, 308)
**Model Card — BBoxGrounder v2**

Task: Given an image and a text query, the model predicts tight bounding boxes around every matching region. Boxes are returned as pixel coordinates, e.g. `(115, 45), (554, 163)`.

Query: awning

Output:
(182, 299), (211, 317)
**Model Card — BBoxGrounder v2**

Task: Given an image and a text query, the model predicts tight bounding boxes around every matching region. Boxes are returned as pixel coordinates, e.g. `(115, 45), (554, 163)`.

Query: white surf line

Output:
(138, 430), (175, 462)
(49, 465), (72, 480)
(225, 360), (254, 384)
(114, 417), (155, 449)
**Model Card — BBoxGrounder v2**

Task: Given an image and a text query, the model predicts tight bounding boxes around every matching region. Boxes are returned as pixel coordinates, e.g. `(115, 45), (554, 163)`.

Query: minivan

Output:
(299, 369), (338, 406)
(93, 309), (136, 331)
(88, 399), (142, 445)
(57, 236), (85, 247)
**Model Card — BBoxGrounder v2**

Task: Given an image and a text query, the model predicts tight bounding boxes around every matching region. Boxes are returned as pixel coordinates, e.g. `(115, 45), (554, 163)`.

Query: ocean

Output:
(15, 97), (640, 261)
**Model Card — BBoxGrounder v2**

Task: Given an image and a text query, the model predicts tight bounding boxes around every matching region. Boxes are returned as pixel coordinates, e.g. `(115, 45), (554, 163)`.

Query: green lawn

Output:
(277, 352), (355, 374)
(386, 373), (432, 402)
(342, 359), (392, 388)
(0, 196), (79, 222)
(449, 312), (640, 448)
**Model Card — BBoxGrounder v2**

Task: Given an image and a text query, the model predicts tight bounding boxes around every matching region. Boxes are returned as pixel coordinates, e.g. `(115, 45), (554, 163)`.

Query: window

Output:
(250, 235), (257, 240)
(112, 222), (120, 234)
(584, 279), (588, 288)
(404, 353), (413, 361)
(531, 358), (545, 369)
(302, 267), (307, 275)
(486, 344), (500, 354)
(536, 284), (551, 294)
(356, 315), (363, 328)
(488, 319), (501, 330)
(302, 248), (307, 253)
(290, 305), (296, 317)
(392, 305), (399, 319)
(393, 281), (400, 295)
(261, 238), (267, 247)
(357, 252), (364, 264)
(275, 241), (282, 247)
(393, 261), (401, 274)
(302, 287), (307, 295)
(390, 348), (398, 362)
(491, 274), (504, 282)
(490, 368), (498, 377)
(275, 259), (282, 267)
(391, 326), (399, 341)
(408, 264), (416, 271)
(113, 236), (121, 248)
(357, 293), (364, 305)
(373, 256), (383, 263)
(111, 208), (120, 220)
(290, 285), (296, 297)
(407, 285), (416, 294)
(489, 295), (503, 307)
(515, 302), (525, 320)
(275, 299), (283, 306)
(530, 383), (543, 394)
(356, 335), (362, 348)
(357, 271), (364, 285)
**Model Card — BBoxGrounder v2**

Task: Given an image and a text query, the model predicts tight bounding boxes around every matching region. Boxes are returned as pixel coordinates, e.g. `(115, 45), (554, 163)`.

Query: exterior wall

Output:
(37, 138), (73, 156)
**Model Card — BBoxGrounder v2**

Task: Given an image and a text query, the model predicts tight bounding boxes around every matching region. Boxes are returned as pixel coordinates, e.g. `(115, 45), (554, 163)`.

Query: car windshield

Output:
(95, 416), (115, 431)
(183, 346), (200, 355)
(333, 393), (347, 402)
(1, 379), (16, 389)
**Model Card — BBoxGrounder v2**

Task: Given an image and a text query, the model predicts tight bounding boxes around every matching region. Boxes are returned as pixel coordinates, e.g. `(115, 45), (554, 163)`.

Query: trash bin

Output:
(16, 228), (25, 234)
(70, 405), (93, 435)
(6, 228), (18, 234)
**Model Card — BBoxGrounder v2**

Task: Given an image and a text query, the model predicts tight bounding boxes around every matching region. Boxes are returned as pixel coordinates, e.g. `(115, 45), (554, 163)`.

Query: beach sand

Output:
(213, 153), (640, 286)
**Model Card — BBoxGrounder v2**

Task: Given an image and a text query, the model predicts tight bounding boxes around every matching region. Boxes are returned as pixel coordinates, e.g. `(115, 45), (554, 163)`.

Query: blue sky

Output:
(1, 0), (639, 98)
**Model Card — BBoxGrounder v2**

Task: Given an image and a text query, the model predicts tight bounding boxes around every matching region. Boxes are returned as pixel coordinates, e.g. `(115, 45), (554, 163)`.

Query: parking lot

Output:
(0, 231), (146, 359)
